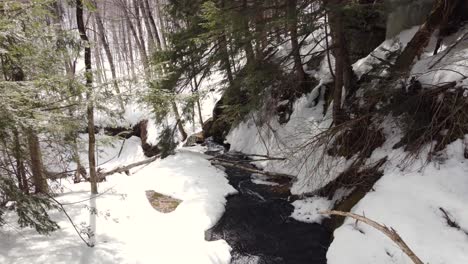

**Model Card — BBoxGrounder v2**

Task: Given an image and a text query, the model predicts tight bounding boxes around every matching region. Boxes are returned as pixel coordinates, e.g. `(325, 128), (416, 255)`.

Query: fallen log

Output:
(320, 210), (424, 264)
(96, 155), (160, 180)
(210, 159), (294, 180)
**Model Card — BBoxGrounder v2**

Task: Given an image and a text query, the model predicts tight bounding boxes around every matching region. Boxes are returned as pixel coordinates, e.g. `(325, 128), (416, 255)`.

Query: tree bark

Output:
(119, 0), (150, 78)
(139, 0), (157, 52)
(133, 0), (147, 55)
(26, 129), (48, 194)
(393, 0), (450, 74)
(218, 0), (234, 85)
(241, 0), (256, 66)
(76, 0), (98, 194)
(143, 0), (162, 48)
(93, 2), (125, 111)
(326, 0), (354, 125)
(171, 102), (187, 141)
(287, 0), (306, 83)
(13, 129), (28, 193)
(154, 0), (168, 50)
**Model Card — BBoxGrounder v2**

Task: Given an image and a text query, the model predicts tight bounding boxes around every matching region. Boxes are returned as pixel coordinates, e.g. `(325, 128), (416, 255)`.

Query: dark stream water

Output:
(205, 152), (331, 264)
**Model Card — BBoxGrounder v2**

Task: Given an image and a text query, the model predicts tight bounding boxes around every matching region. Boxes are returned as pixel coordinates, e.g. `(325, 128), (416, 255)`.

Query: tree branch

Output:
(321, 210), (424, 264)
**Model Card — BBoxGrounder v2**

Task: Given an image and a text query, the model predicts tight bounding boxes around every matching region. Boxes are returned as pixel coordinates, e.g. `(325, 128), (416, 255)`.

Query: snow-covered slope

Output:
(226, 24), (468, 263)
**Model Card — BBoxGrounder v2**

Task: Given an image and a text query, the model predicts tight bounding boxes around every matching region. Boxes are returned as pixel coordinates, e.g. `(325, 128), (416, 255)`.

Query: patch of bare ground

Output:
(145, 190), (182, 213)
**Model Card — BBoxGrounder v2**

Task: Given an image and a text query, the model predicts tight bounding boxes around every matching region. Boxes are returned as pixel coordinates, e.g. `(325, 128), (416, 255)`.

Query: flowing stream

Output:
(205, 152), (331, 264)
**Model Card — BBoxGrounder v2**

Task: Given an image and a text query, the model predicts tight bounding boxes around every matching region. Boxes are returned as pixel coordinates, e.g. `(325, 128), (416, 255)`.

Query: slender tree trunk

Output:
(133, 0), (147, 55)
(13, 129), (28, 193)
(26, 129), (48, 194)
(143, 0), (162, 47)
(219, 34), (234, 85)
(92, 22), (104, 84)
(154, 0), (167, 50)
(77, 0), (98, 194)
(393, 0), (446, 74)
(120, 0), (150, 77)
(171, 102), (187, 141)
(241, 0), (255, 66)
(287, 0), (306, 83)
(326, 0), (354, 125)
(139, 0), (157, 52)
(94, 3), (125, 111)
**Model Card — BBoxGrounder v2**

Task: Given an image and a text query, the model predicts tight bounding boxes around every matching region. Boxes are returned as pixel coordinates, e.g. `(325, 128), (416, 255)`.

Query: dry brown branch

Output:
(321, 210), (424, 264)
(210, 159), (294, 179)
(96, 155), (160, 179)
(241, 153), (286, 160)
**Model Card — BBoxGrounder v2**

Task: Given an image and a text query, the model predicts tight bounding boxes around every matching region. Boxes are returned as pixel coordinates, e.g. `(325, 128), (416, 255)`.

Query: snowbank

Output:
(0, 149), (236, 264)
(327, 139), (468, 264)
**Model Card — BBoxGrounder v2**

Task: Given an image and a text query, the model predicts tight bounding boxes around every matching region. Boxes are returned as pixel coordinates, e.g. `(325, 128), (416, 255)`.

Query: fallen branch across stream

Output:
(96, 155), (160, 179)
(320, 210), (424, 264)
(210, 158), (294, 179)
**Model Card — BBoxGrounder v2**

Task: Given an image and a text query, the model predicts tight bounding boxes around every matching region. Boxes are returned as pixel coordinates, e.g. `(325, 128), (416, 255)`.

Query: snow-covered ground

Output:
(0, 140), (236, 264)
(327, 138), (468, 264)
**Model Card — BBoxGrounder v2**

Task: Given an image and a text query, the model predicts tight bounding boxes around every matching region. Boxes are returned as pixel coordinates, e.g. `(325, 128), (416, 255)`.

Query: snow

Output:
(226, 77), (348, 194)
(1, 147), (237, 264)
(327, 139), (468, 264)
(250, 174), (280, 186)
(326, 26), (468, 264)
(411, 27), (468, 87)
(290, 196), (332, 224)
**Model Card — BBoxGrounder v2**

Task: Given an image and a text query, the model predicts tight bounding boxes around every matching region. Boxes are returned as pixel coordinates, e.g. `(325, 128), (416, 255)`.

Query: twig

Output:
(429, 30), (468, 69)
(46, 194), (94, 247)
(321, 210), (424, 264)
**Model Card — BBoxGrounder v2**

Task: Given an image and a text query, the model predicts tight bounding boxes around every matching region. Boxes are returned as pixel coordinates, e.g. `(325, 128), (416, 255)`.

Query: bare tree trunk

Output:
(241, 0), (255, 66)
(13, 129), (28, 193)
(171, 102), (187, 141)
(191, 77), (204, 128)
(92, 22), (104, 84)
(287, 0), (306, 83)
(393, 0), (447, 74)
(143, 0), (162, 47)
(216, 0), (234, 85)
(133, 0), (147, 55)
(94, 2), (125, 111)
(77, 0), (98, 194)
(326, 0), (354, 125)
(139, 0), (157, 52)
(219, 33), (234, 85)
(26, 129), (48, 194)
(119, 0), (150, 77)
(154, 0), (167, 50)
